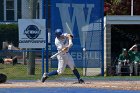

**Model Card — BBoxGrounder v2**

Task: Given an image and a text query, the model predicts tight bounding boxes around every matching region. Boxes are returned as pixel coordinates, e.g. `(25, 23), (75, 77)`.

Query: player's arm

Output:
(118, 54), (123, 62)
(129, 44), (137, 51)
(67, 34), (73, 48)
(55, 38), (63, 51)
(62, 34), (73, 52)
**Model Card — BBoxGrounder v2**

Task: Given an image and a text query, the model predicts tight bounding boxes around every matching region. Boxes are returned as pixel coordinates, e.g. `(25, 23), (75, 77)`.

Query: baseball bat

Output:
(50, 50), (63, 59)
(66, 22), (73, 35)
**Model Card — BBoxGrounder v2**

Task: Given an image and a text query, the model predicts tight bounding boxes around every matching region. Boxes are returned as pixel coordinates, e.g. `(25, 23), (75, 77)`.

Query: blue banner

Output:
(50, 0), (104, 68)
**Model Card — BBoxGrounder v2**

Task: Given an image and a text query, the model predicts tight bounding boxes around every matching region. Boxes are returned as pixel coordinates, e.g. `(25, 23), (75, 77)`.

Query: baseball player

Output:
(41, 29), (84, 83)
(129, 44), (140, 76)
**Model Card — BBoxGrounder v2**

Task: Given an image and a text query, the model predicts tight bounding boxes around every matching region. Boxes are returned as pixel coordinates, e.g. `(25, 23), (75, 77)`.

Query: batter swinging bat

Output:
(50, 50), (63, 59)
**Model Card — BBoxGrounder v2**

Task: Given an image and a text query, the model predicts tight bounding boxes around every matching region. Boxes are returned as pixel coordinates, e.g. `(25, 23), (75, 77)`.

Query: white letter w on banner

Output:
(56, 3), (94, 46)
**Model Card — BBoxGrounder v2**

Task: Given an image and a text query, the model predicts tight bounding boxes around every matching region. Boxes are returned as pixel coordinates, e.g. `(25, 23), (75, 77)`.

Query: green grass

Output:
(0, 64), (140, 81)
(0, 64), (42, 80)
(0, 64), (84, 80)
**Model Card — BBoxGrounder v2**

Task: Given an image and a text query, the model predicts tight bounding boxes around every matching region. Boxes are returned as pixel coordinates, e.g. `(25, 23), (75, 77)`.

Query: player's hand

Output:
(62, 47), (69, 52)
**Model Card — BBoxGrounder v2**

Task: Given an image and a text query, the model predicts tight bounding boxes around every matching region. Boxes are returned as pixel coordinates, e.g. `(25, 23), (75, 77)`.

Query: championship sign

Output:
(18, 19), (46, 48)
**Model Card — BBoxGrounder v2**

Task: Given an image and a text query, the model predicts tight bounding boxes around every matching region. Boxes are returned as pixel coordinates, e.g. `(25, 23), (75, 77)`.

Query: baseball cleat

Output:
(78, 79), (84, 84)
(41, 73), (48, 83)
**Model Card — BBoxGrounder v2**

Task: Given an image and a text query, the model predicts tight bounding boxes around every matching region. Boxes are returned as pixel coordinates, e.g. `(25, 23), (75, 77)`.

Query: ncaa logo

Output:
(24, 25), (41, 39)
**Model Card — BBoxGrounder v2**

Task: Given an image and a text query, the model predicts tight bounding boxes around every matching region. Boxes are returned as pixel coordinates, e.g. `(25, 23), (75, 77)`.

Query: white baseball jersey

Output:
(55, 33), (69, 52)
(55, 33), (75, 74)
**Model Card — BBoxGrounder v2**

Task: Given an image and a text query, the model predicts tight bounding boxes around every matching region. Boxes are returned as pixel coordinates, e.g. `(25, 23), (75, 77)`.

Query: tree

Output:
(104, 0), (131, 15)
(133, 0), (140, 15)
(105, 0), (140, 15)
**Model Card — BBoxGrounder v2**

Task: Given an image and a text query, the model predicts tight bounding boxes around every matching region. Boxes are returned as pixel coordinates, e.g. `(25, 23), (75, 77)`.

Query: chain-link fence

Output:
(0, 0), (46, 80)
(49, 0), (104, 79)
(0, 0), (104, 81)
(0, 49), (45, 80)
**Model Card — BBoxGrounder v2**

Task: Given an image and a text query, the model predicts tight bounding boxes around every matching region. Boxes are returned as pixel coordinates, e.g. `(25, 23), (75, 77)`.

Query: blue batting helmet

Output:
(55, 29), (63, 38)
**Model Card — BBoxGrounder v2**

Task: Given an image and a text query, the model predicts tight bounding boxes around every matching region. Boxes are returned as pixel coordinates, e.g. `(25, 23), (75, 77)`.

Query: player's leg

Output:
(41, 55), (66, 82)
(41, 70), (59, 83)
(117, 62), (122, 75)
(67, 53), (84, 83)
(134, 62), (138, 76)
(72, 68), (84, 83)
(41, 73), (48, 82)
(129, 63), (133, 76)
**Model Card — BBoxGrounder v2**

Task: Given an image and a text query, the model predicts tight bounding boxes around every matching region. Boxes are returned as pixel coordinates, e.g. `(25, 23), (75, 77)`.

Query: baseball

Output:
(83, 48), (86, 51)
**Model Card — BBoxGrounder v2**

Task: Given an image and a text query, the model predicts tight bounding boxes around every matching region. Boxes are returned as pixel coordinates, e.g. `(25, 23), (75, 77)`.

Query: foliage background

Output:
(104, 0), (140, 15)
(0, 24), (18, 50)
